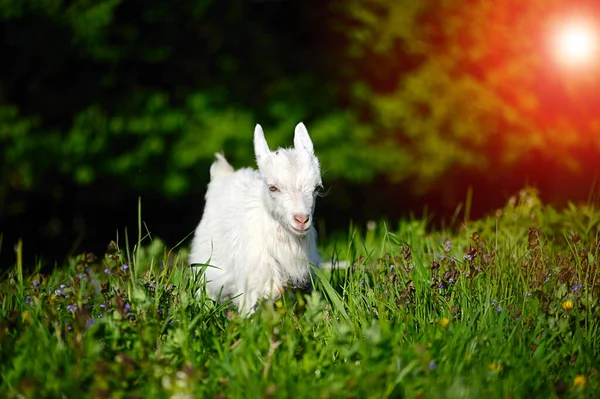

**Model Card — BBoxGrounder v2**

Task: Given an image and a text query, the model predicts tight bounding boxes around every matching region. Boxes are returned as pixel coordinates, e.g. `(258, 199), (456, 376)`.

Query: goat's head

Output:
(254, 122), (323, 236)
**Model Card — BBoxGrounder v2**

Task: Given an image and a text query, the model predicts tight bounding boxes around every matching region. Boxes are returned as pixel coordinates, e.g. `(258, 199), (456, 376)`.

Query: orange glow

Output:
(553, 18), (598, 67)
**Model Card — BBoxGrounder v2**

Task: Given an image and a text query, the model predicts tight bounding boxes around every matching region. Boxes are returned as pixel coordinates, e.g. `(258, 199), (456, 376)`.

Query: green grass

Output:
(1, 188), (599, 398)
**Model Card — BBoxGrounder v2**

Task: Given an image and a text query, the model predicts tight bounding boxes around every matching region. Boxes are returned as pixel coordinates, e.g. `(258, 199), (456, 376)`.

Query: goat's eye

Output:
(269, 185), (280, 193)
(314, 185), (324, 195)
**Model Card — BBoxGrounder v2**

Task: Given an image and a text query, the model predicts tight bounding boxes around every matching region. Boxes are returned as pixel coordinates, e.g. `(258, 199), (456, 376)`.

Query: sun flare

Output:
(553, 19), (599, 67)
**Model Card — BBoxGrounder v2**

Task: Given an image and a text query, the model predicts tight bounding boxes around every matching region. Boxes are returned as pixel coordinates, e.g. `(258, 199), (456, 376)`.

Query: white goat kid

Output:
(189, 122), (323, 315)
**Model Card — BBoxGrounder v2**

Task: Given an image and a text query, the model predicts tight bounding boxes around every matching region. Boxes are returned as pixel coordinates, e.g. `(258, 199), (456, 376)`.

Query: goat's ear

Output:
(294, 122), (314, 154)
(254, 124), (270, 163)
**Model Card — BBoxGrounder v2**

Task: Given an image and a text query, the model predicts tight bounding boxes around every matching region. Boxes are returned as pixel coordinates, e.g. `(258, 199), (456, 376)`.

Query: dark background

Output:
(1, 0), (599, 269)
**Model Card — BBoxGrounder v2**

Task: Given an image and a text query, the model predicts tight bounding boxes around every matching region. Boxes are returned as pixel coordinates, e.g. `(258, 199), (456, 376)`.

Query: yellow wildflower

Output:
(574, 375), (586, 388)
(439, 317), (450, 328)
(21, 311), (31, 323)
(488, 363), (503, 372)
(562, 300), (574, 312)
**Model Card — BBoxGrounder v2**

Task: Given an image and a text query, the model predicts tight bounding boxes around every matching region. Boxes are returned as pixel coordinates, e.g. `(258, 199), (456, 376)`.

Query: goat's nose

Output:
(294, 214), (310, 225)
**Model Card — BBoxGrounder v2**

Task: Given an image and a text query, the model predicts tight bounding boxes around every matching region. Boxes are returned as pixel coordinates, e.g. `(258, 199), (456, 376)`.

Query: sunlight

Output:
(553, 18), (598, 67)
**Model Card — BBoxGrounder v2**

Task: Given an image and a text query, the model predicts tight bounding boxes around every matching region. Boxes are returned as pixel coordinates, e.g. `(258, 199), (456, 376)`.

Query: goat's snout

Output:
(293, 214), (310, 231)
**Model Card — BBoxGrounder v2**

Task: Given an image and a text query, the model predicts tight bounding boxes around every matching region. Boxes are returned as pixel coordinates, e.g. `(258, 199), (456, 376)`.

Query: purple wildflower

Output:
(85, 317), (96, 329)
(444, 238), (451, 252)
(98, 313), (103, 318)
(77, 273), (86, 279)
(100, 304), (107, 310)
(121, 264), (129, 272)
(66, 304), (77, 312)
(32, 281), (39, 288)
(124, 303), (131, 312)
(158, 307), (163, 315)
(428, 361), (437, 371)
(389, 264), (395, 272)
(496, 305), (502, 312)
(573, 284), (583, 292)
(463, 254), (473, 261)
(55, 289), (65, 296)
(60, 284), (66, 289)
(526, 291), (531, 297)
(104, 268), (111, 275)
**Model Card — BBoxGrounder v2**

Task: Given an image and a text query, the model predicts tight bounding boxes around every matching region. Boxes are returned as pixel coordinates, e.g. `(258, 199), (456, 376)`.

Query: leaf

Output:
(311, 266), (349, 322)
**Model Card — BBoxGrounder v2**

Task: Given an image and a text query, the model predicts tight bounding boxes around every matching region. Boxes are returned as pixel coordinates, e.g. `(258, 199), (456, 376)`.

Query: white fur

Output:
(189, 122), (323, 315)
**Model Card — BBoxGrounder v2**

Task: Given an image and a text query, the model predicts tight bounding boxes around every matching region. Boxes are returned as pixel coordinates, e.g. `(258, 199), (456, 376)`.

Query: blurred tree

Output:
(0, 0), (389, 199)
(0, 0), (384, 265)
(1, 0), (599, 266)
(333, 0), (600, 196)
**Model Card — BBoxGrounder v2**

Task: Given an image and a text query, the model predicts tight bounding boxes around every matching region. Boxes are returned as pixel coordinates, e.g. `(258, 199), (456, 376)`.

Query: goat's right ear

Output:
(254, 124), (270, 164)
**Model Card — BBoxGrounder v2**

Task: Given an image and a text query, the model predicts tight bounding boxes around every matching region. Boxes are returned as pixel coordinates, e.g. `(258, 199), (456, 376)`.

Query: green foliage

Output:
(0, 92), (382, 200)
(0, 0), (392, 214)
(335, 0), (600, 187)
(2, 0), (600, 265)
(1, 192), (599, 397)
(2, 0), (599, 221)
(0, 107), (42, 192)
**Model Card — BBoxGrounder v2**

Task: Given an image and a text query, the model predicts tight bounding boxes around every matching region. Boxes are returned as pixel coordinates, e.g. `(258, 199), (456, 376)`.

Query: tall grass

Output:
(1, 189), (599, 398)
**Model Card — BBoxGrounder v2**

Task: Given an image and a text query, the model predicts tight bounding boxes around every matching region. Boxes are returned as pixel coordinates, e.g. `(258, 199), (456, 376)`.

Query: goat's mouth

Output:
(291, 226), (310, 235)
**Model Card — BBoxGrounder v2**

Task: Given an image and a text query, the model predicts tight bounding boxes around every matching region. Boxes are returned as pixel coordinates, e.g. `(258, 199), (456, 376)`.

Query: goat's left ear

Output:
(294, 122), (314, 154)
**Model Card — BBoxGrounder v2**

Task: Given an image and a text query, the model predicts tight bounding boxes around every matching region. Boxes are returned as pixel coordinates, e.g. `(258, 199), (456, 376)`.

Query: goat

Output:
(189, 122), (323, 315)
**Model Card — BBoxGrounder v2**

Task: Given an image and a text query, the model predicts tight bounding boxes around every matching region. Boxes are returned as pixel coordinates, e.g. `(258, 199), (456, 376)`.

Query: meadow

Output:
(1, 188), (599, 398)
